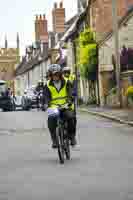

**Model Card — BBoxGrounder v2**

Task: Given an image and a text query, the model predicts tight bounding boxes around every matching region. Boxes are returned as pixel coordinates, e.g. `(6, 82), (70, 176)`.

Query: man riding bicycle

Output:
(62, 67), (76, 90)
(35, 80), (44, 109)
(63, 67), (77, 139)
(44, 64), (77, 148)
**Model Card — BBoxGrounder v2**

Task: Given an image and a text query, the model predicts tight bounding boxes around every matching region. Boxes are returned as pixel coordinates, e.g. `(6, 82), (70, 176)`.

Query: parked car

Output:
(13, 95), (22, 109)
(0, 80), (16, 112)
(21, 86), (37, 110)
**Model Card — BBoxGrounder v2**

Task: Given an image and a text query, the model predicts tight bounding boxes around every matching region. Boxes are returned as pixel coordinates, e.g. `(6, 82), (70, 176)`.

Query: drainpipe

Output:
(73, 39), (78, 109)
(96, 45), (100, 106)
(112, 0), (122, 107)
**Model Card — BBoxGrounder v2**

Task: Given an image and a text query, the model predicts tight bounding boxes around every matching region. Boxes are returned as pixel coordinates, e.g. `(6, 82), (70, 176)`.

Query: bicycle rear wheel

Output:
(64, 123), (70, 160)
(56, 126), (65, 164)
(64, 137), (70, 160)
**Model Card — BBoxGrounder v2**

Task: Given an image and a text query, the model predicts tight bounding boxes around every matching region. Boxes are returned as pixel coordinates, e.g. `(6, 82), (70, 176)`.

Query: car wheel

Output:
(12, 103), (16, 111)
(10, 101), (16, 111)
(21, 97), (26, 110)
(2, 108), (7, 112)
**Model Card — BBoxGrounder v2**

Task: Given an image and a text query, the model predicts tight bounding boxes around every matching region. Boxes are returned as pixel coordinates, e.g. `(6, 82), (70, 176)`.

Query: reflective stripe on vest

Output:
(47, 80), (68, 108)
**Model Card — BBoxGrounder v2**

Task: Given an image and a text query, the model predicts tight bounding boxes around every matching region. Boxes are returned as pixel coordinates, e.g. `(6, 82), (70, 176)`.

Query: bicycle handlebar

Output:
(56, 103), (71, 111)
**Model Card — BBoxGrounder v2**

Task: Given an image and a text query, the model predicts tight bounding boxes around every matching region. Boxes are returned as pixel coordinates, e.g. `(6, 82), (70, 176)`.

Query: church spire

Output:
(16, 32), (20, 49)
(5, 35), (8, 49)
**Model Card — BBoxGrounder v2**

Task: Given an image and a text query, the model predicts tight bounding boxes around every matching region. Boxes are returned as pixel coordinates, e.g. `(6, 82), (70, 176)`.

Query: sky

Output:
(0, 0), (77, 55)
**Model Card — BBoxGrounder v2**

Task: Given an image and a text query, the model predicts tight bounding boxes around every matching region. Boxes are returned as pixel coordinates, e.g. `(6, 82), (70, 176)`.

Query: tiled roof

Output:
(61, 10), (86, 42)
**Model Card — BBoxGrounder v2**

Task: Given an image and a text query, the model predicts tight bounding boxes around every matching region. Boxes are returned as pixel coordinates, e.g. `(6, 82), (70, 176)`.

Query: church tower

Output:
(0, 34), (20, 93)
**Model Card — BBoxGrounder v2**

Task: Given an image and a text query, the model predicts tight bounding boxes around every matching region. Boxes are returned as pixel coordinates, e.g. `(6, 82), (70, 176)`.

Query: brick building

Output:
(89, 0), (133, 41)
(98, 8), (133, 107)
(52, 2), (65, 33)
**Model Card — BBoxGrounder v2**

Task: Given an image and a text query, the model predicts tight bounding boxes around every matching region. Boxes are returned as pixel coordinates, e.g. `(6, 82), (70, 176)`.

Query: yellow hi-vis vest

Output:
(47, 80), (68, 108)
(69, 74), (75, 82)
(64, 74), (75, 84)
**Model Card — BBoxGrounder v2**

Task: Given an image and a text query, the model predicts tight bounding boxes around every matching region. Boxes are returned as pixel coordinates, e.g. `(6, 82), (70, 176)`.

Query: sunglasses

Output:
(64, 71), (70, 74)
(53, 73), (60, 76)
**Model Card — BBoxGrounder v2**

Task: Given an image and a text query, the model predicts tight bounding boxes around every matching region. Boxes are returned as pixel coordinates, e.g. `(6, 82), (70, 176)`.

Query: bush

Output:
(108, 87), (117, 95)
(126, 86), (133, 100)
(86, 97), (97, 105)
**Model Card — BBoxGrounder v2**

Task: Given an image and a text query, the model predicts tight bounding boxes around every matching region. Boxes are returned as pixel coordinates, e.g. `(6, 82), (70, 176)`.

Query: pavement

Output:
(79, 105), (133, 126)
(0, 110), (133, 199)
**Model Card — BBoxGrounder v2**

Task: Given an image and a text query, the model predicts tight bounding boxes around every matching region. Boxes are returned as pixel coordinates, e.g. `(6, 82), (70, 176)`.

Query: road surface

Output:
(0, 110), (133, 200)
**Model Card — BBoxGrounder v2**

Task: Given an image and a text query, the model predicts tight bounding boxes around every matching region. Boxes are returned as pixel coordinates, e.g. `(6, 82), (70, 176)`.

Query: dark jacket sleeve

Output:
(43, 84), (51, 105)
(72, 79), (77, 97)
(66, 80), (74, 102)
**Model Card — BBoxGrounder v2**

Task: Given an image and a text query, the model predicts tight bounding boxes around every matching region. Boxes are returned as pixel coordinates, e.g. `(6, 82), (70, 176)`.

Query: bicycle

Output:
(55, 104), (71, 164)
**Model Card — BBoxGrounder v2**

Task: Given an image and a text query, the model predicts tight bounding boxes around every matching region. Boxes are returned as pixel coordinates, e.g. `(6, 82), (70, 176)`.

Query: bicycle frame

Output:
(56, 108), (70, 164)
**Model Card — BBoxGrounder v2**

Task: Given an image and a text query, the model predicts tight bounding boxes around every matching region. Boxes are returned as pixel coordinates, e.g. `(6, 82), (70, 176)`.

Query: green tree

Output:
(76, 28), (98, 80)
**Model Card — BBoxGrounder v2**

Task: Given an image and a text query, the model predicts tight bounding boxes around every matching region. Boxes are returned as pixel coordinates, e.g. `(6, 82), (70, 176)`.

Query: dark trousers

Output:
(48, 110), (76, 142)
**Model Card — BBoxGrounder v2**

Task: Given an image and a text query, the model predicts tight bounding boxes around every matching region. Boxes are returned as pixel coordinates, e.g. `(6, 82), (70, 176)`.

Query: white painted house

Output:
(15, 55), (50, 95)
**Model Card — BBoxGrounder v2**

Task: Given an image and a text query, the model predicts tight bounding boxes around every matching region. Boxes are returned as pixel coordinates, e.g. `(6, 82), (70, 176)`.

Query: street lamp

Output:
(38, 55), (44, 81)
(112, 0), (122, 107)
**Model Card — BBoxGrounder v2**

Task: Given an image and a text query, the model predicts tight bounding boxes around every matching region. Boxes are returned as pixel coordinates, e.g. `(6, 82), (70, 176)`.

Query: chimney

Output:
(60, 2), (63, 8)
(52, 1), (65, 33)
(54, 2), (57, 9)
(35, 14), (48, 43)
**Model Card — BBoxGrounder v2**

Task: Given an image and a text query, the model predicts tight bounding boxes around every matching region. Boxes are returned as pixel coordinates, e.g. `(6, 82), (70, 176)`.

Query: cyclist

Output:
(44, 64), (77, 148)
(36, 80), (44, 93)
(63, 67), (77, 139)
(46, 70), (52, 81)
(62, 67), (76, 84)
(35, 80), (44, 109)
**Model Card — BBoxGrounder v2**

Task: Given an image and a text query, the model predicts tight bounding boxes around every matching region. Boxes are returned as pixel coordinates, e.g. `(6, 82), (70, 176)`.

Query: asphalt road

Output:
(0, 110), (133, 200)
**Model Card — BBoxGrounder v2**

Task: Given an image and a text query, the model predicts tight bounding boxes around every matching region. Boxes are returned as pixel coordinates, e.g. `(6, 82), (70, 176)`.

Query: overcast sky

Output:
(0, 0), (77, 55)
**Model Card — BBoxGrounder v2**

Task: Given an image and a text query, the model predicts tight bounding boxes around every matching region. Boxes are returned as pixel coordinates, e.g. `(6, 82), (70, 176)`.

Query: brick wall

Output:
(90, 0), (133, 40)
